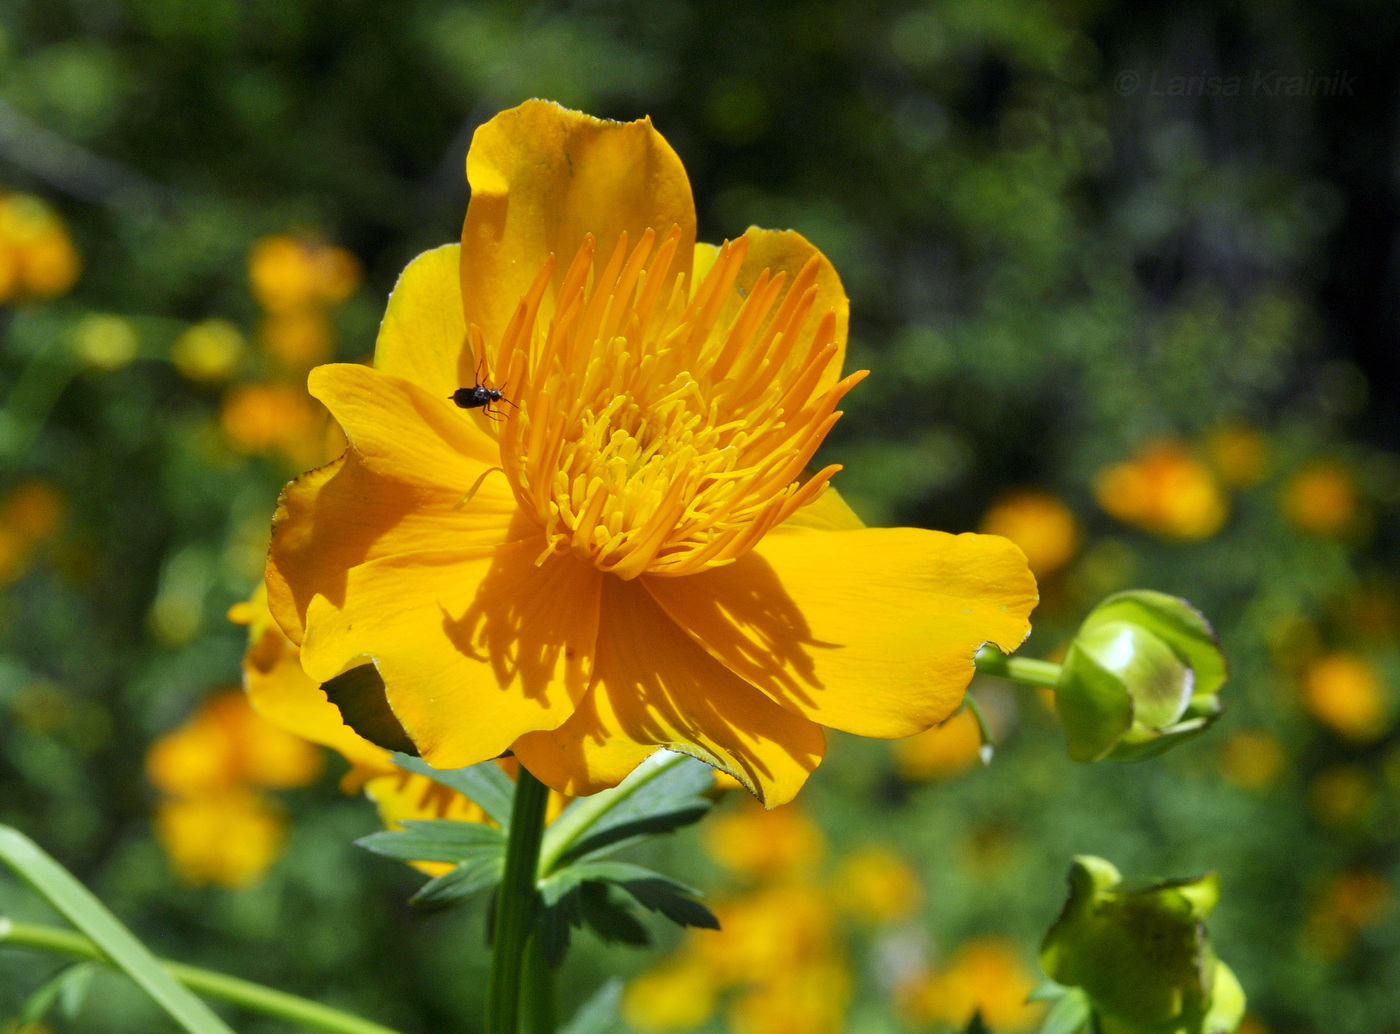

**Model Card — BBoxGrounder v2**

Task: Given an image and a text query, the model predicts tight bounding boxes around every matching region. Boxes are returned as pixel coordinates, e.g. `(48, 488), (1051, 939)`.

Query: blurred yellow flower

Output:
(897, 937), (1043, 1032)
(146, 690), (322, 888)
(248, 234), (361, 313)
(704, 798), (825, 880)
(727, 960), (851, 1034)
(623, 956), (720, 1032)
(146, 690), (324, 797)
(220, 382), (324, 464)
(154, 789), (286, 888)
(1305, 871), (1391, 959)
(832, 845), (922, 924)
(259, 308), (334, 370)
(173, 319), (246, 384)
(73, 314), (139, 370)
(1283, 461), (1359, 537)
(1218, 730), (1286, 790)
(1094, 441), (1228, 540)
(893, 706), (984, 781)
(1206, 424), (1271, 488)
(0, 480), (64, 584)
(1300, 652), (1388, 742)
(704, 884), (837, 980)
(265, 99), (1036, 804)
(979, 490), (1079, 577)
(1309, 765), (1373, 826)
(0, 193), (80, 301)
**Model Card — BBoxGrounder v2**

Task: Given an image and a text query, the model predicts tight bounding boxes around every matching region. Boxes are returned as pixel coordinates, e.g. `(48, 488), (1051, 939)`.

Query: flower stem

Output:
(974, 646), (1062, 688)
(0, 918), (402, 1034)
(486, 765), (551, 1034)
(520, 933), (556, 1034)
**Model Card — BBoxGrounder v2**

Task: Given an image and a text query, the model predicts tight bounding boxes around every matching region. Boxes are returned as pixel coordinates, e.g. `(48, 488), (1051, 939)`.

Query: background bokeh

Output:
(1, 1), (1399, 1032)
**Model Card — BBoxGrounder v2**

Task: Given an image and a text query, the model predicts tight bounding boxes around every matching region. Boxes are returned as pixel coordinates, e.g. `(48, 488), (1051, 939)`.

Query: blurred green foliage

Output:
(0, 1), (1398, 1032)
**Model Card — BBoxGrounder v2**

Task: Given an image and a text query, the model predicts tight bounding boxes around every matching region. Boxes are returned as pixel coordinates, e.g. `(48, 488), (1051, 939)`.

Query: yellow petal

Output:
(300, 540), (602, 767)
(461, 99), (696, 361)
(729, 227), (850, 393)
(514, 575), (825, 806)
(374, 242), (495, 410)
(645, 528), (1037, 738)
(267, 364), (518, 642)
(241, 584), (392, 774)
(777, 483), (866, 532)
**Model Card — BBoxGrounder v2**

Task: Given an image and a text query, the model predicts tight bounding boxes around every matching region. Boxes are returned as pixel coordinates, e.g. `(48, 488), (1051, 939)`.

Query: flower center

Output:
(479, 228), (865, 579)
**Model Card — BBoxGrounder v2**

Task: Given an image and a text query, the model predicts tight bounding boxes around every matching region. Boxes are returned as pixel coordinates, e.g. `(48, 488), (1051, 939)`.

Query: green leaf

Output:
(0, 825), (236, 1034)
(322, 664), (418, 755)
(578, 883), (651, 948)
(409, 852), (505, 911)
(560, 978), (624, 1034)
(1027, 980), (1069, 1003)
(963, 1010), (991, 1034)
(538, 886), (583, 967)
(356, 820), (505, 863)
(553, 861), (719, 931)
(1037, 987), (1091, 1034)
(539, 752), (714, 874)
(392, 754), (515, 828)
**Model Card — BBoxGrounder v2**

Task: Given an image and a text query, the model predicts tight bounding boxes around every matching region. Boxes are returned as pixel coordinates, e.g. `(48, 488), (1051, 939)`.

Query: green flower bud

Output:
(1056, 590), (1226, 762)
(1040, 856), (1246, 1034)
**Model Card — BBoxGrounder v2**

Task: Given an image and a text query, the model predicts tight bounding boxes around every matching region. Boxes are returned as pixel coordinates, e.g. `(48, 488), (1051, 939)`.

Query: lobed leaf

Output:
(356, 820), (505, 863)
(392, 753), (515, 828)
(409, 853), (504, 911)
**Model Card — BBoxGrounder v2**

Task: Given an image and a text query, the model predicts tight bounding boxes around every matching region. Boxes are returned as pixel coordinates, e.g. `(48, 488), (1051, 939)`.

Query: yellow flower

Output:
(154, 789), (286, 888)
(1283, 461), (1359, 537)
(1305, 871), (1391, 959)
(248, 234), (360, 313)
(1218, 730), (1286, 790)
(622, 956), (720, 1032)
(1309, 765), (1372, 826)
(220, 383), (325, 465)
(727, 960), (850, 1034)
(1300, 652), (1388, 742)
(73, 314), (139, 370)
(173, 319), (246, 384)
(259, 308), (334, 370)
(265, 100), (1036, 805)
(892, 706), (985, 781)
(979, 490), (1079, 577)
(146, 690), (323, 797)
(231, 582), (566, 863)
(1205, 424), (1271, 488)
(697, 883), (839, 986)
(898, 938), (1043, 1032)
(832, 845), (922, 924)
(1094, 441), (1228, 540)
(0, 193), (80, 301)
(703, 798), (825, 880)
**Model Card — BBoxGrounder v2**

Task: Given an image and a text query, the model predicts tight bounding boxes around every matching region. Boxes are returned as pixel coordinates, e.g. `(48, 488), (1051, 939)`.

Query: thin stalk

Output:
(519, 933), (556, 1034)
(0, 919), (403, 1034)
(486, 766), (551, 1034)
(974, 646), (1062, 689)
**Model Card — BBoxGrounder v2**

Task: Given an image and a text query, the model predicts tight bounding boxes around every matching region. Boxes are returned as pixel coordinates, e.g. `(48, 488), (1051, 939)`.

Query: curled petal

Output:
(644, 528), (1038, 738)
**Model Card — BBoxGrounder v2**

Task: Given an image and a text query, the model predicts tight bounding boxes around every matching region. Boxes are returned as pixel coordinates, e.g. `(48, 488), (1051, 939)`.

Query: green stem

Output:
(519, 933), (556, 1034)
(0, 919), (402, 1034)
(487, 766), (551, 1034)
(974, 646), (1062, 689)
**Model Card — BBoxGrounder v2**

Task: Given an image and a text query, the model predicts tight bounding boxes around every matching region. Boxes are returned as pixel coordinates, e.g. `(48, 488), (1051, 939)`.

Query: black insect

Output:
(450, 365), (516, 420)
